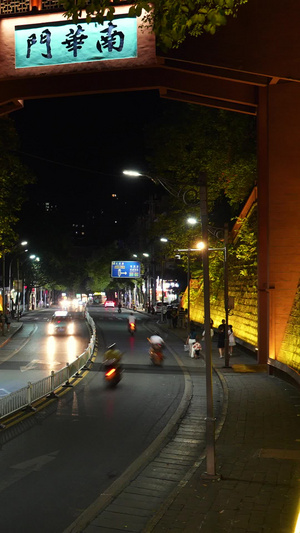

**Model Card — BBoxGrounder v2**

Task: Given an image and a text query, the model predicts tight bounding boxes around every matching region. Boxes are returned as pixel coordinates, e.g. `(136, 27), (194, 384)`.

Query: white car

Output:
(154, 302), (167, 314)
(48, 311), (74, 335)
(104, 300), (115, 308)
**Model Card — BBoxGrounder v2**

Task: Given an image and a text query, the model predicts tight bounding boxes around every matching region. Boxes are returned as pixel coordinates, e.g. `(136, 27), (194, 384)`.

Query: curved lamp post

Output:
(123, 168), (218, 478)
(8, 241), (28, 318)
(22, 254), (40, 313)
(189, 221), (230, 368)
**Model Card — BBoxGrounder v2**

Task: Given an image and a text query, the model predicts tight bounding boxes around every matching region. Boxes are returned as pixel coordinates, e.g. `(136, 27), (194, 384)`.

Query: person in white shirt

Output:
(149, 334), (164, 346)
(128, 312), (136, 326)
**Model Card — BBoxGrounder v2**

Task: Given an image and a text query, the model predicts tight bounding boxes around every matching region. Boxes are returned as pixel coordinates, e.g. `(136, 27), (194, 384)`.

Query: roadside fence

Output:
(0, 310), (96, 425)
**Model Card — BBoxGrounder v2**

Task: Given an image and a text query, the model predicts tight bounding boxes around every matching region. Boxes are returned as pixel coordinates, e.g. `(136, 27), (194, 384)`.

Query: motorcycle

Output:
(149, 343), (164, 366)
(118, 306), (122, 313)
(104, 359), (122, 387)
(128, 322), (136, 336)
(103, 344), (123, 387)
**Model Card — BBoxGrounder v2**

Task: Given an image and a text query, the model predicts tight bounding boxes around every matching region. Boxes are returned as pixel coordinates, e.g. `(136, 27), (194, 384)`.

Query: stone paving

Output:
(85, 320), (300, 533)
(145, 333), (300, 533)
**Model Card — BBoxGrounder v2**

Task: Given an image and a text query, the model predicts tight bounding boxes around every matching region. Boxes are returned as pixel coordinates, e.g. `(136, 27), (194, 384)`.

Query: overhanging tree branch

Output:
(62, 0), (249, 49)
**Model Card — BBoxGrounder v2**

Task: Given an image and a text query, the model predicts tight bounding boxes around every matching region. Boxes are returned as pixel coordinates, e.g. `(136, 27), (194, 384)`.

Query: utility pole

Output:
(199, 172), (217, 478)
(187, 249), (191, 334)
(2, 253), (5, 335)
(224, 223), (230, 367)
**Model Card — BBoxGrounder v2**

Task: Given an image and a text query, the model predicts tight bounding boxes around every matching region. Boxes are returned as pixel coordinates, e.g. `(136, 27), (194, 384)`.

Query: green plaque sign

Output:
(15, 17), (137, 68)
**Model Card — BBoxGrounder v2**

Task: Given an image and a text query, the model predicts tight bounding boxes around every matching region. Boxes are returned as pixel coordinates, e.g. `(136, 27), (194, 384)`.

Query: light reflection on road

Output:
(67, 336), (77, 363)
(46, 335), (79, 369)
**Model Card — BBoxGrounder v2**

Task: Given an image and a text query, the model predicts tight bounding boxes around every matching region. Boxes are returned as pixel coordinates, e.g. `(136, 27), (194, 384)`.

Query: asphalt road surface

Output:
(0, 306), (185, 532)
(0, 308), (90, 394)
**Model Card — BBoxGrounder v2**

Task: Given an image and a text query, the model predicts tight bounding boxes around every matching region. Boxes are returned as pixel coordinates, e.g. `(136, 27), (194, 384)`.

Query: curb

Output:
(63, 339), (193, 533)
(143, 350), (230, 532)
(0, 322), (23, 349)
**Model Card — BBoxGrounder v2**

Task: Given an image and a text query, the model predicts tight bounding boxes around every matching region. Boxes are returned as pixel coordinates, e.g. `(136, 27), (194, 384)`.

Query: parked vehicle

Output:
(154, 302), (167, 314)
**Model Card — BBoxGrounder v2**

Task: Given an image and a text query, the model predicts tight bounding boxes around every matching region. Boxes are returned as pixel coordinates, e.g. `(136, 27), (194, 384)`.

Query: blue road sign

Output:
(111, 261), (141, 278)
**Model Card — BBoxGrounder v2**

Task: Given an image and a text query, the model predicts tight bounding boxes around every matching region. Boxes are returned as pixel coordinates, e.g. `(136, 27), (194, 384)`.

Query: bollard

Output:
(63, 363), (73, 387)
(26, 382), (36, 412)
(47, 371), (58, 398)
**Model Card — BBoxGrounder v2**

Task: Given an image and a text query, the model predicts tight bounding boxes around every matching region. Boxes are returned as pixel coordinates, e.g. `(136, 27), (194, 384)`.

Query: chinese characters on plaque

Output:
(15, 17), (137, 68)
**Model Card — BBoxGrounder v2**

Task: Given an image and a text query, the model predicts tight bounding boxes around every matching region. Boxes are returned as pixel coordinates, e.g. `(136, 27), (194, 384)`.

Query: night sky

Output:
(11, 90), (162, 244)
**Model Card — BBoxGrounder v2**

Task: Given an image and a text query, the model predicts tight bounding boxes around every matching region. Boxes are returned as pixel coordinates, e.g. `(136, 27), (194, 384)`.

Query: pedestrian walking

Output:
(184, 308), (188, 328)
(217, 322), (225, 358)
(5, 308), (11, 332)
(192, 340), (202, 359)
(171, 307), (178, 328)
(178, 307), (185, 328)
(186, 321), (199, 358)
(228, 324), (236, 355)
(166, 306), (172, 328)
(202, 318), (214, 341)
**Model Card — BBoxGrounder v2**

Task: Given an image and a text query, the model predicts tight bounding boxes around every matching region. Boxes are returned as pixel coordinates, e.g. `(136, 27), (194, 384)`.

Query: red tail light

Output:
(106, 368), (116, 377)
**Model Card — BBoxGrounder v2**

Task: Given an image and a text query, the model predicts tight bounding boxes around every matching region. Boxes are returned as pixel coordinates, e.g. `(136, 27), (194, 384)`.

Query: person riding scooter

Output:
(118, 302), (122, 313)
(103, 343), (122, 364)
(128, 312), (136, 334)
(148, 332), (165, 365)
(103, 343), (123, 386)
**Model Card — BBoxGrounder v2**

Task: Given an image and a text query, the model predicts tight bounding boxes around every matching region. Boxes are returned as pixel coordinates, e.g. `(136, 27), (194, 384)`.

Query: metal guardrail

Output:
(0, 311), (96, 423)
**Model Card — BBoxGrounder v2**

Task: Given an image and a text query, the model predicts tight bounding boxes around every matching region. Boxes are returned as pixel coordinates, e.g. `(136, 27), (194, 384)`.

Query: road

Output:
(0, 307), (90, 394)
(0, 306), (186, 533)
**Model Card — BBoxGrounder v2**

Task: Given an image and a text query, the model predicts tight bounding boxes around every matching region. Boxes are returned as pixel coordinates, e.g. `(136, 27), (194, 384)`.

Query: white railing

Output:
(0, 310), (96, 423)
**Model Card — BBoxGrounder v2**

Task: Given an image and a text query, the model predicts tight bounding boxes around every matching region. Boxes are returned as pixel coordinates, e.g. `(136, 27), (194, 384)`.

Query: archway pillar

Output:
(257, 83), (300, 364)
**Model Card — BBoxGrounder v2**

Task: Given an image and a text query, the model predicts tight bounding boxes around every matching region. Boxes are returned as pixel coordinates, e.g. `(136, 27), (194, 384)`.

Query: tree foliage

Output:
(0, 117), (34, 256)
(143, 102), (256, 250)
(146, 103), (256, 210)
(62, 0), (248, 49)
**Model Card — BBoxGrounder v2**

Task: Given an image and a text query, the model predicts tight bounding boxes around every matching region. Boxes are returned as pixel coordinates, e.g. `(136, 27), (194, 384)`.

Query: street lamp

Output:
(176, 246), (204, 335)
(22, 254), (40, 312)
(193, 225), (230, 368)
(1, 253), (5, 336)
(9, 241), (28, 318)
(123, 169), (182, 198)
(123, 168), (218, 478)
(159, 238), (169, 324)
(141, 253), (150, 309)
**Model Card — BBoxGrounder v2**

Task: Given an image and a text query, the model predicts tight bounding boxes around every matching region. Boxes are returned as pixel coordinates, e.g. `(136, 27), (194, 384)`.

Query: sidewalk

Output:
(0, 320), (23, 348)
(146, 323), (300, 533)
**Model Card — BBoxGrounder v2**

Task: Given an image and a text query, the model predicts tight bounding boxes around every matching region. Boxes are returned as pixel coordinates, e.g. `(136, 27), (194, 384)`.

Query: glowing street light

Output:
(187, 216), (198, 226)
(123, 168), (218, 478)
(6, 240), (29, 322)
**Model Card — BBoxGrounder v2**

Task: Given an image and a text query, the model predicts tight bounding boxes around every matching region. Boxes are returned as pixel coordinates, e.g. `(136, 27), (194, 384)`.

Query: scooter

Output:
(149, 344), (164, 366)
(104, 359), (122, 387)
(128, 322), (136, 336)
(118, 305), (122, 313)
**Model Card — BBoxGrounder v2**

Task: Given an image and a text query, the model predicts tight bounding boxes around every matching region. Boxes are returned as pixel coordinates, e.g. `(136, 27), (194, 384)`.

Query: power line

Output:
(16, 150), (119, 178)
